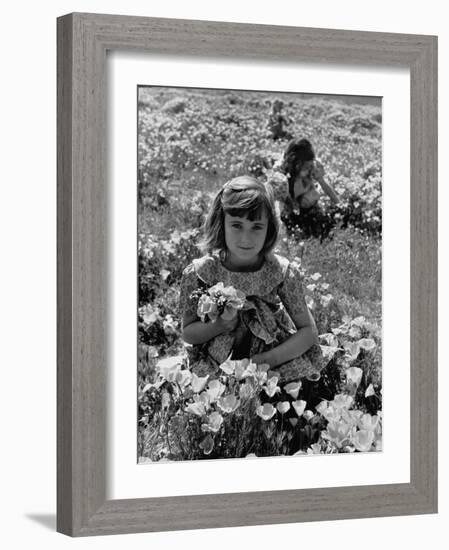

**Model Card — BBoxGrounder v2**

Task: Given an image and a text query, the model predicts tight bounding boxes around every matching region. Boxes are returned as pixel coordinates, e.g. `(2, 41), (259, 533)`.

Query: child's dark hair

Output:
(281, 138), (315, 198)
(200, 175), (280, 255)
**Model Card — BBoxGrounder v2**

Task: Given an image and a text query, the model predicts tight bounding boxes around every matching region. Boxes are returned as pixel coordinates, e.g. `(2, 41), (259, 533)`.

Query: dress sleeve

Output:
(179, 263), (200, 324)
(277, 261), (308, 319)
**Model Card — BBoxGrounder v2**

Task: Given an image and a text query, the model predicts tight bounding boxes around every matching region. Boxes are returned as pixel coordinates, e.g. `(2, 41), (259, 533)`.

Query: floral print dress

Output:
(179, 253), (324, 384)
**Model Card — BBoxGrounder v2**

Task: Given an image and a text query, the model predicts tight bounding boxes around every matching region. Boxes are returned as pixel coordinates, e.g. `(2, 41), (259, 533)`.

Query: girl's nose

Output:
(240, 232), (251, 245)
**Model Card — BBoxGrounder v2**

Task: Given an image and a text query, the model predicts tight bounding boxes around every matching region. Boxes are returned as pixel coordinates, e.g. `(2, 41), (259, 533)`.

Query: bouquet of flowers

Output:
(191, 282), (246, 322)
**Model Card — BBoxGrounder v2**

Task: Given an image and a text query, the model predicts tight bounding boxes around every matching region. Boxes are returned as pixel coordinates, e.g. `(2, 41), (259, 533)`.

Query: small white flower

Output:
(201, 412), (223, 433)
(206, 379), (226, 402)
(256, 403), (277, 421)
(191, 372), (209, 393)
(292, 400), (307, 417)
(284, 381), (302, 400)
(332, 394), (354, 410)
(316, 400), (328, 415)
(346, 366), (363, 388)
(277, 401), (291, 414)
(302, 410), (314, 421)
(217, 394), (240, 413)
(185, 402), (206, 416)
(357, 413), (379, 432)
(263, 376), (280, 397)
(353, 429), (375, 452)
(157, 356), (182, 382)
(358, 338), (376, 351)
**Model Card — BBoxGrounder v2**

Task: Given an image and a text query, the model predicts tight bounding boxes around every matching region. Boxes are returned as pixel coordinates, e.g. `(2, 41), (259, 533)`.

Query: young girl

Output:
(179, 175), (324, 384)
(281, 137), (339, 239)
(266, 99), (292, 141)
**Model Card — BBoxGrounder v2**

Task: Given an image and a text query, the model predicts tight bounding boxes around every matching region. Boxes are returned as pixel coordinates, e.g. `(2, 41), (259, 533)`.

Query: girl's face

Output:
(224, 211), (268, 268)
(298, 159), (314, 178)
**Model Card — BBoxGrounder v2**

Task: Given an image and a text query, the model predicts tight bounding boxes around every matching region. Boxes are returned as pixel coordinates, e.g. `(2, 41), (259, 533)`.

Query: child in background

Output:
(281, 137), (339, 239)
(179, 175), (323, 384)
(266, 99), (292, 141)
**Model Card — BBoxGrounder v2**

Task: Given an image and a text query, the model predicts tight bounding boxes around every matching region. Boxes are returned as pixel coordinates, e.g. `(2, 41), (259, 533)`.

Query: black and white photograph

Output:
(137, 86), (382, 462)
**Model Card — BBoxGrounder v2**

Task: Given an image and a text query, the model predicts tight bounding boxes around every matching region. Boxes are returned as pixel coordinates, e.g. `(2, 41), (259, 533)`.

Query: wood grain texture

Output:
(410, 37), (438, 507)
(57, 13), (74, 536)
(57, 12), (438, 537)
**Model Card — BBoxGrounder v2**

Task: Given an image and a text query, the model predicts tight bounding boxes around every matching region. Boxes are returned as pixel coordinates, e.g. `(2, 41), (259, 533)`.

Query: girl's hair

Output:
(200, 175), (280, 255)
(281, 138), (315, 198)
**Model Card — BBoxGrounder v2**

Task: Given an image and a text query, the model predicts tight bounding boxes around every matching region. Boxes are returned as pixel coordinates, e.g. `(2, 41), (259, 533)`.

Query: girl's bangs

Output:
(223, 192), (267, 221)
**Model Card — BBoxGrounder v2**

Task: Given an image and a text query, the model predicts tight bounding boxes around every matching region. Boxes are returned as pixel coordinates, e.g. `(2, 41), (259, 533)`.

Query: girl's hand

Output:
(312, 160), (325, 181)
(214, 313), (239, 334)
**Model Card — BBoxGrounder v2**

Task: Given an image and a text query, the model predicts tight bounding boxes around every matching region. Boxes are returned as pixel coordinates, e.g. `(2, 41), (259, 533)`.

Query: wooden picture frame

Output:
(57, 12), (438, 536)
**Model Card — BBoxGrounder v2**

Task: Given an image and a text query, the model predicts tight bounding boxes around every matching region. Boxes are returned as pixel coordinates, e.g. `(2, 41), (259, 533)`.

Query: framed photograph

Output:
(57, 13), (437, 536)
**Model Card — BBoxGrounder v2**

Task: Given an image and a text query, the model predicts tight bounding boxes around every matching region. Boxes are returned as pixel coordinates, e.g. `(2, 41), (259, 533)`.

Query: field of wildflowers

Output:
(137, 87), (382, 461)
